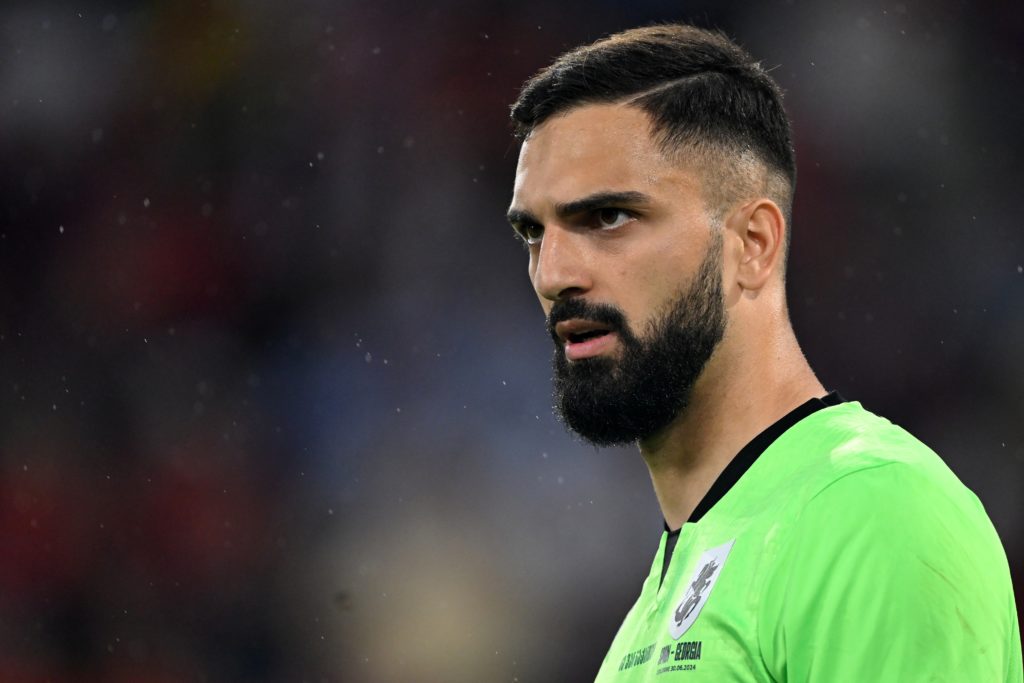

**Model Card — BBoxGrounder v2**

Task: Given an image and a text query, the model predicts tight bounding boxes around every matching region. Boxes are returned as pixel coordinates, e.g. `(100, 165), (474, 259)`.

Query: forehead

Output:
(512, 103), (696, 212)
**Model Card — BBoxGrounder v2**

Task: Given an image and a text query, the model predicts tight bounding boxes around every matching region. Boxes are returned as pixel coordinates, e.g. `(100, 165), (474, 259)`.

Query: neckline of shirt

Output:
(658, 392), (844, 589)
(663, 390), (845, 535)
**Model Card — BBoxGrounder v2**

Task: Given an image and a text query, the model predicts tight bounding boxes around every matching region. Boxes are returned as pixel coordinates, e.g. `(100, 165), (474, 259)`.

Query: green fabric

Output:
(595, 401), (1022, 682)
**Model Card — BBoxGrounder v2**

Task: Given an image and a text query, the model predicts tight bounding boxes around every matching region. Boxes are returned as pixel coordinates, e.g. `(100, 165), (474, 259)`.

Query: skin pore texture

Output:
(509, 103), (825, 530)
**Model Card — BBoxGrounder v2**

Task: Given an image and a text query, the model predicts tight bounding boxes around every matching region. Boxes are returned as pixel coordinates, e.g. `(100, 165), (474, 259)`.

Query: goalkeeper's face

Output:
(508, 104), (728, 445)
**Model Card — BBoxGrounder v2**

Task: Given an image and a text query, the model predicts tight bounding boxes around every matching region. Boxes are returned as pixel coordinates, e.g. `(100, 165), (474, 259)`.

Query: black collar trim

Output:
(659, 392), (844, 589)
(664, 391), (844, 531)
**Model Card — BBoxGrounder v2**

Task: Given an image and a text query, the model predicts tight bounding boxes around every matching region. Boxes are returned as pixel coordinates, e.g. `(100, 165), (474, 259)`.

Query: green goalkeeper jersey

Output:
(595, 396), (1022, 682)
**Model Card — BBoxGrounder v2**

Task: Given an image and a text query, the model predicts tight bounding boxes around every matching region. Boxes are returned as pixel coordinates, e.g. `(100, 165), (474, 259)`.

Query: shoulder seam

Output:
(804, 460), (905, 506)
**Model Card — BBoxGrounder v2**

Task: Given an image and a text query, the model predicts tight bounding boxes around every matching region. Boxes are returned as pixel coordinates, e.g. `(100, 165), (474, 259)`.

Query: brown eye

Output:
(522, 223), (544, 244)
(596, 208), (631, 229)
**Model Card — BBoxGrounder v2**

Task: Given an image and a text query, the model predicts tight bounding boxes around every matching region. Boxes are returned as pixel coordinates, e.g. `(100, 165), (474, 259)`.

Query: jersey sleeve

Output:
(757, 461), (1022, 683)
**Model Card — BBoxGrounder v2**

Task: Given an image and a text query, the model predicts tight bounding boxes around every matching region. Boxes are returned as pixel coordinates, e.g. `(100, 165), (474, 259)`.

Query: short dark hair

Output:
(511, 24), (796, 227)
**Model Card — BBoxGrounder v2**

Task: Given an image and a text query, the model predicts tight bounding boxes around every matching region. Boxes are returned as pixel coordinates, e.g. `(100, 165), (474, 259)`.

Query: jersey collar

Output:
(664, 391), (846, 530)
(659, 391), (845, 588)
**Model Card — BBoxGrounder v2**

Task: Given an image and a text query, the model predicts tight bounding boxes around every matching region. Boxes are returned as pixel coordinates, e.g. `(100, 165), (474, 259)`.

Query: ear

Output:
(727, 198), (786, 292)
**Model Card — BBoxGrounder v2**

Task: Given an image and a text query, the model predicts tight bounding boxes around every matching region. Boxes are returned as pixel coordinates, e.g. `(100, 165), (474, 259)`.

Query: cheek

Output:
(620, 251), (690, 321)
(528, 260), (549, 310)
(527, 251), (538, 283)
(611, 273), (659, 329)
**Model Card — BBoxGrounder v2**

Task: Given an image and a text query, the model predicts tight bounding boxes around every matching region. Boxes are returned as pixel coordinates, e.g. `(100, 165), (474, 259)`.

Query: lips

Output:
(554, 319), (618, 361)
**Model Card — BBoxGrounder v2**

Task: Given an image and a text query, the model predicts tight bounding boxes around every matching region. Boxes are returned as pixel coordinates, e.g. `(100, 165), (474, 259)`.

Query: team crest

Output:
(668, 540), (735, 639)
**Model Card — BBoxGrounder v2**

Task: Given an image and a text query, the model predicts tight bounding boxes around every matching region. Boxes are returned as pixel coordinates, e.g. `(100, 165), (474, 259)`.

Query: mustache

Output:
(546, 297), (628, 344)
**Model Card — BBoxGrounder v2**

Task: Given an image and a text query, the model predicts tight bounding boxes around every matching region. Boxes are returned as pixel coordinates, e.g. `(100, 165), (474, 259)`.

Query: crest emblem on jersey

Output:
(668, 539), (735, 639)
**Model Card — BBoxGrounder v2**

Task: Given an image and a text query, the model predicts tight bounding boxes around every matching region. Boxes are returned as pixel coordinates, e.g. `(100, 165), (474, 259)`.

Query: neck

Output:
(639, 322), (824, 531)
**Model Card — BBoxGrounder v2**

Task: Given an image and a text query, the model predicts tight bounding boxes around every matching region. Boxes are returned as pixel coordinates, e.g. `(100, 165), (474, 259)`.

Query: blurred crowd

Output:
(0, 1), (1020, 681)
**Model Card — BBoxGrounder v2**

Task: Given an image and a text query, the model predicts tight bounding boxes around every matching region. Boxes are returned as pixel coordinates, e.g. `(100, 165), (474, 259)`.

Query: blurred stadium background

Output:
(0, 1), (1020, 681)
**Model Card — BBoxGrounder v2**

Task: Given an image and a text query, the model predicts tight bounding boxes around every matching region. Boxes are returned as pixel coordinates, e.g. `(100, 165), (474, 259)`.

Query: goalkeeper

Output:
(505, 23), (1022, 682)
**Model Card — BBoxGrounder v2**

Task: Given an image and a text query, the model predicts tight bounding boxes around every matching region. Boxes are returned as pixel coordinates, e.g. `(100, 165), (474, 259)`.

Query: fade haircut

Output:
(511, 24), (796, 249)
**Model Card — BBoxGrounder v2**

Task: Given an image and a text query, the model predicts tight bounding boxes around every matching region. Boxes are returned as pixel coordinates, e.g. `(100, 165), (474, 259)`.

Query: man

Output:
(506, 24), (1022, 681)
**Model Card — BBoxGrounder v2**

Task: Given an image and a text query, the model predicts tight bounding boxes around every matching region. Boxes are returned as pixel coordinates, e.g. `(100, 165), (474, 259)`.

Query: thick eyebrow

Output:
(554, 190), (652, 218)
(505, 206), (539, 229)
(507, 190), (652, 228)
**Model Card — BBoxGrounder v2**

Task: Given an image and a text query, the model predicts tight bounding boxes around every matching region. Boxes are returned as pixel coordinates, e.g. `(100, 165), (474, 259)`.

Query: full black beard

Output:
(548, 235), (726, 447)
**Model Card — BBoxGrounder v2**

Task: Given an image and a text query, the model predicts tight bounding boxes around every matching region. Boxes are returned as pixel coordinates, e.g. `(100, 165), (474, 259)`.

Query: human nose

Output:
(531, 226), (591, 302)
